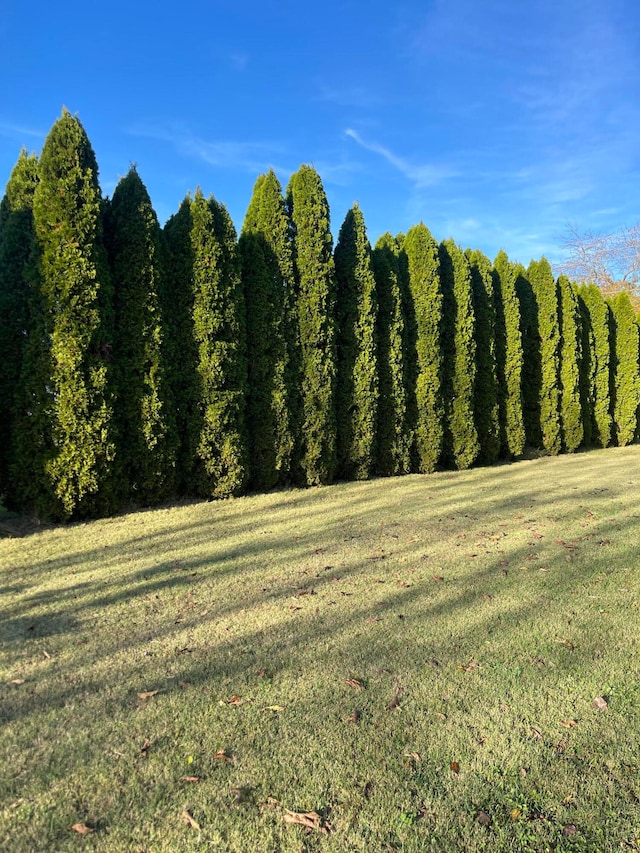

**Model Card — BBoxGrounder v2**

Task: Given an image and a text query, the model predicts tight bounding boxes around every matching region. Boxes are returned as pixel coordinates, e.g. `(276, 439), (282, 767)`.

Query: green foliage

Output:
(190, 192), (249, 497)
(466, 249), (500, 464)
(16, 111), (116, 519)
(526, 258), (561, 455)
(515, 266), (542, 447)
(161, 196), (201, 491)
(372, 233), (411, 476)
(334, 204), (378, 480)
(239, 170), (294, 490)
(104, 167), (177, 504)
(439, 240), (479, 470)
(0, 150), (38, 503)
(557, 275), (583, 452)
(608, 291), (640, 446)
(576, 284), (612, 447)
(286, 165), (337, 485)
(492, 251), (525, 457)
(402, 224), (444, 473)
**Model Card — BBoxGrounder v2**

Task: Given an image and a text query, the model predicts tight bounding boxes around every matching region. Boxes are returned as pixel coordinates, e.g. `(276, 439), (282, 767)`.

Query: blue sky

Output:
(1, 0), (639, 265)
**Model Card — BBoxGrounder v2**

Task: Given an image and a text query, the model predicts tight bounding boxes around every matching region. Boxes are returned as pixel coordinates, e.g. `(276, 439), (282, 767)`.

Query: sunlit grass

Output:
(1, 446), (639, 851)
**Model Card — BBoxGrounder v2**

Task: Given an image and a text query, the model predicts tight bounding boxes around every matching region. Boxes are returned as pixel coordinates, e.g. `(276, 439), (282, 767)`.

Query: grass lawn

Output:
(1, 446), (639, 851)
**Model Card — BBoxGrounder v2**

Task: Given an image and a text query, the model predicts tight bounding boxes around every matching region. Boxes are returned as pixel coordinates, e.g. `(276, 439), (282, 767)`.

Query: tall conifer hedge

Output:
(286, 165), (337, 485)
(609, 291), (640, 446)
(527, 258), (561, 454)
(557, 274), (583, 452)
(402, 224), (443, 472)
(576, 284), (612, 447)
(334, 204), (378, 480)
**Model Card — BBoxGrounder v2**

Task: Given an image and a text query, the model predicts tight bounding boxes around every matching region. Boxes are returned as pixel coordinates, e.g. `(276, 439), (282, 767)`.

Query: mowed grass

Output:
(1, 448), (640, 852)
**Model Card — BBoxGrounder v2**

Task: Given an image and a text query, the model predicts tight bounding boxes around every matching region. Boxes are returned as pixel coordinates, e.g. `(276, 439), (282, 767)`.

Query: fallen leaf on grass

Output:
(214, 750), (233, 761)
(9, 679), (25, 685)
(140, 738), (151, 756)
(510, 808), (522, 820)
(559, 719), (578, 728)
(450, 761), (460, 777)
(227, 695), (244, 706)
(459, 659), (478, 672)
(529, 727), (543, 739)
(180, 776), (201, 783)
(556, 639), (575, 650)
(477, 811), (491, 826)
(137, 690), (158, 700)
(289, 605), (302, 612)
(181, 808), (201, 831)
(404, 752), (421, 763)
(593, 696), (608, 711)
(562, 824), (577, 836)
(386, 687), (403, 711)
(72, 823), (94, 835)
(347, 710), (361, 723)
(262, 705), (285, 712)
(344, 678), (364, 690)
(431, 575), (444, 582)
(43, 650), (51, 659)
(283, 808), (333, 834)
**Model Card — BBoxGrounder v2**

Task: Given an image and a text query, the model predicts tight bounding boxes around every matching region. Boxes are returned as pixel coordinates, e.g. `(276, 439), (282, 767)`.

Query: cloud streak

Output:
(345, 128), (457, 188)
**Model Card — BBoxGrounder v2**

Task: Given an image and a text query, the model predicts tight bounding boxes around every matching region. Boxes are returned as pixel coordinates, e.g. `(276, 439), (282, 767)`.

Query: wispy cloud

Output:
(127, 122), (290, 175)
(0, 121), (44, 141)
(345, 128), (458, 188)
(317, 84), (381, 109)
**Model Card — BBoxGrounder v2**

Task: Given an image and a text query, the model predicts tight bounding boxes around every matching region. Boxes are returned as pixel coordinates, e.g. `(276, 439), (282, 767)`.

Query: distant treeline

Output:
(1, 110), (639, 520)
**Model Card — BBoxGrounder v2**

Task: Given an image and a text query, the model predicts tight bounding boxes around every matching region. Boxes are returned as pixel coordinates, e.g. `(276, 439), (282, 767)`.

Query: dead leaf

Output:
(459, 659), (478, 672)
(450, 761), (460, 777)
(289, 605), (302, 612)
(137, 690), (158, 700)
(530, 727), (543, 739)
(386, 687), (403, 711)
(181, 808), (201, 831)
(72, 823), (94, 835)
(404, 752), (421, 763)
(178, 681), (190, 689)
(344, 678), (364, 689)
(255, 668), (267, 678)
(559, 719), (578, 728)
(140, 738), (151, 756)
(562, 824), (577, 836)
(348, 709), (360, 723)
(436, 712), (447, 721)
(593, 696), (608, 711)
(283, 808), (332, 834)
(214, 750), (233, 761)
(43, 650), (51, 659)
(431, 575), (444, 582)
(228, 695), (244, 706)
(262, 705), (285, 712)
(367, 616), (382, 623)
(9, 679), (25, 685)
(556, 639), (575, 650)
(510, 808), (522, 820)
(477, 811), (491, 826)
(180, 776), (201, 782)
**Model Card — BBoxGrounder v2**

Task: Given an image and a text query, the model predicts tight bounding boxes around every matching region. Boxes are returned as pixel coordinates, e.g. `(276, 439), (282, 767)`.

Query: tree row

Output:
(1, 111), (639, 520)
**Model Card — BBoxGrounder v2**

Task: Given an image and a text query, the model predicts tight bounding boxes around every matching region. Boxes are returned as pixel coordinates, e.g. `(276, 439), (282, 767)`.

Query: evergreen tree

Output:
(526, 258), (562, 454)
(492, 251), (525, 457)
(372, 233), (411, 476)
(162, 196), (200, 491)
(608, 291), (640, 446)
(576, 284), (612, 447)
(402, 224), (444, 473)
(15, 111), (116, 519)
(105, 167), (176, 504)
(334, 204), (378, 480)
(557, 275), (583, 452)
(190, 191), (249, 497)
(466, 248), (500, 464)
(0, 150), (38, 503)
(286, 165), (337, 485)
(239, 170), (294, 490)
(515, 266), (542, 447)
(439, 240), (479, 469)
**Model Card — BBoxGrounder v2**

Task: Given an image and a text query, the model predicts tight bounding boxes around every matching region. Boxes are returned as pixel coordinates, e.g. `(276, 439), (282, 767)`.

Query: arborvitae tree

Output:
(105, 167), (176, 504)
(492, 251), (525, 457)
(372, 233), (411, 476)
(162, 196), (200, 490)
(526, 258), (562, 454)
(286, 165), (337, 485)
(608, 291), (640, 446)
(334, 203), (378, 480)
(576, 284), (612, 447)
(515, 266), (542, 447)
(0, 150), (38, 503)
(466, 248), (500, 464)
(402, 223), (443, 473)
(15, 111), (116, 519)
(190, 191), (249, 497)
(575, 285), (595, 447)
(557, 275), (583, 452)
(439, 240), (479, 470)
(239, 169), (294, 490)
